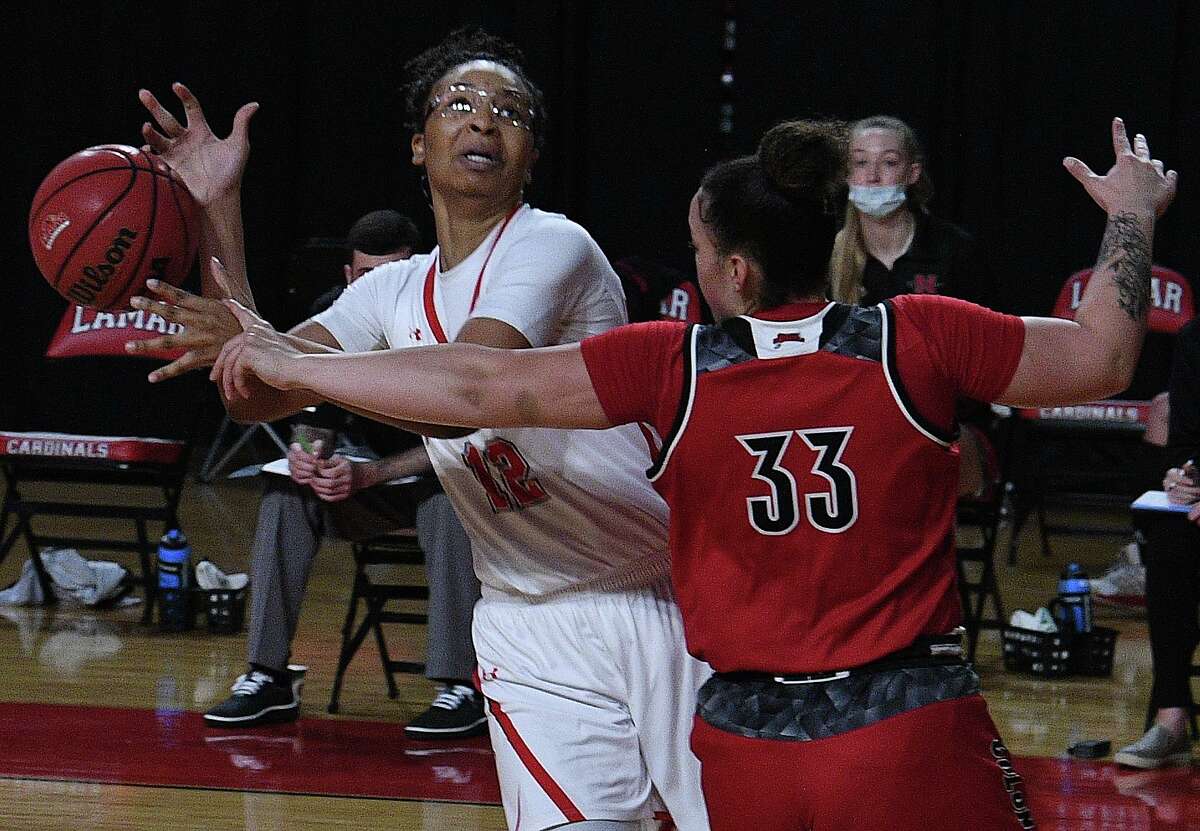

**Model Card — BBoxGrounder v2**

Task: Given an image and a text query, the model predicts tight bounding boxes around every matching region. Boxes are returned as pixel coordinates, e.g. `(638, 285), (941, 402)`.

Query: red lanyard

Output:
(422, 206), (520, 344)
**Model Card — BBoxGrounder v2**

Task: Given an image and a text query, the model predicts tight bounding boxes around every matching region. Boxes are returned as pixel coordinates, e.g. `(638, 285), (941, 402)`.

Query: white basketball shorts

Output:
(473, 575), (712, 830)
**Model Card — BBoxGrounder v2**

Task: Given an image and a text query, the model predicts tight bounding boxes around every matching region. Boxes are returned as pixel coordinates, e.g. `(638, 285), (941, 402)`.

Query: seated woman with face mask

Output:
(829, 115), (996, 309)
(830, 116), (999, 499)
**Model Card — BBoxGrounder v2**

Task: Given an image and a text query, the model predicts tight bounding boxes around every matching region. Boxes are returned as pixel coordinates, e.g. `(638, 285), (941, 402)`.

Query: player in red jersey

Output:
(212, 117), (1175, 830)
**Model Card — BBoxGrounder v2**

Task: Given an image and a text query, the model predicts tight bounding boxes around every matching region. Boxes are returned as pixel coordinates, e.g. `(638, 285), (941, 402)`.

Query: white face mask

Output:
(848, 184), (907, 218)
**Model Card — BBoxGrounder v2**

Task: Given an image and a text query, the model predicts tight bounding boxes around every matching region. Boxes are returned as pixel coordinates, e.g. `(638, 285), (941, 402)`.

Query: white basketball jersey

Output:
(314, 206), (670, 596)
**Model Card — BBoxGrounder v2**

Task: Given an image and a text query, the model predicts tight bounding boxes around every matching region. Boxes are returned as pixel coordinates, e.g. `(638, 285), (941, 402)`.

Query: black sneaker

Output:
(203, 669), (300, 727)
(404, 683), (487, 740)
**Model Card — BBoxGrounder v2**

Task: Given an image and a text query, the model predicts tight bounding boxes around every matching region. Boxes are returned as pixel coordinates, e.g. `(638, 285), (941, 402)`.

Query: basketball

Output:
(28, 144), (199, 310)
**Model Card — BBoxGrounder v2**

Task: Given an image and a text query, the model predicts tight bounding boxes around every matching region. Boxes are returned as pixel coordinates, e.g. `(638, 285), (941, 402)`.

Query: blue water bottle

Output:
(157, 529), (193, 631)
(1051, 562), (1092, 636)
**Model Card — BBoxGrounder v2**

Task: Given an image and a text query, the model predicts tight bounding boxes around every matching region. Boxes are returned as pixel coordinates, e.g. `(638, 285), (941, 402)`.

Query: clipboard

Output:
(1131, 490), (1193, 514)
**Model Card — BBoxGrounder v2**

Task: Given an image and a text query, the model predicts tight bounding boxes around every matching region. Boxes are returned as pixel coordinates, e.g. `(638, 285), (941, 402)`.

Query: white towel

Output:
(1009, 607), (1058, 633)
(0, 548), (129, 606)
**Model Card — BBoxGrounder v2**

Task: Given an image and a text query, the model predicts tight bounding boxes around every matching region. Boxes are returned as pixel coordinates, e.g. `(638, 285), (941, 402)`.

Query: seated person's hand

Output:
(1164, 464), (1200, 506)
(1189, 502), (1200, 526)
(308, 455), (375, 503)
(287, 441), (324, 486)
(1169, 461), (1200, 526)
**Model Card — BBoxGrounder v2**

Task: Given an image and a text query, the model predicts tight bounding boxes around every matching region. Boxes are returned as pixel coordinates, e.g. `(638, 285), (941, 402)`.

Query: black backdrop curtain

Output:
(5, 1), (1197, 433)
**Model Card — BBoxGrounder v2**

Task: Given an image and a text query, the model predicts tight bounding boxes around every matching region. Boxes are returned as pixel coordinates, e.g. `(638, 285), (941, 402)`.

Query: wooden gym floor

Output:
(1, 459), (1198, 829)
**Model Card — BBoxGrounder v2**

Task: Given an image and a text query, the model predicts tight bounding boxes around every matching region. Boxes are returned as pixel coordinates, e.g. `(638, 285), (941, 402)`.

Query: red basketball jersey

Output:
(580, 296), (1024, 673)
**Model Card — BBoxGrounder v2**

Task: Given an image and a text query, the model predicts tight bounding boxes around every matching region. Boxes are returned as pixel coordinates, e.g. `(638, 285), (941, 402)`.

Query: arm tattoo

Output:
(1095, 211), (1152, 321)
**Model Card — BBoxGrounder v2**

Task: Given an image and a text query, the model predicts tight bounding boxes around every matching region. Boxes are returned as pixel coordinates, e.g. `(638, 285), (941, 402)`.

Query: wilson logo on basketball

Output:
(67, 227), (140, 305)
(39, 213), (71, 251)
(29, 145), (199, 310)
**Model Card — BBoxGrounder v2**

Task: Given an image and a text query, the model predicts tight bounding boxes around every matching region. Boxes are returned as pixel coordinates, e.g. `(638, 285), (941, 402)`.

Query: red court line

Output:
(0, 702), (499, 803)
(0, 701), (1198, 827)
(1017, 756), (1200, 830)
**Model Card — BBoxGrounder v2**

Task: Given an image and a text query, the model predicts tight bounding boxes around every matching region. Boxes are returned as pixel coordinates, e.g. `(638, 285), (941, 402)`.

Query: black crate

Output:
(158, 587), (194, 632)
(1001, 626), (1073, 678)
(1070, 626), (1118, 677)
(198, 587), (246, 634)
(1002, 625), (1119, 679)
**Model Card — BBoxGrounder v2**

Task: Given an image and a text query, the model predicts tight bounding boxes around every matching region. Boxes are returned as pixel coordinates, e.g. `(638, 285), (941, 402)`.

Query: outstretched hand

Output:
(139, 82), (258, 206)
(1063, 117), (1178, 218)
(127, 257), (246, 383)
(211, 300), (302, 399)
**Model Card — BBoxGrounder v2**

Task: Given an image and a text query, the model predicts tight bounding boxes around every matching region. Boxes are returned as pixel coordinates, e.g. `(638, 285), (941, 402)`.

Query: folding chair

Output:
(197, 414), (289, 483)
(0, 301), (207, 622)
(0, 430), (194, 623)
(1006, 265), (1194, 563)
(327, 529), (430, 714)
(956, 415), (1010, 663)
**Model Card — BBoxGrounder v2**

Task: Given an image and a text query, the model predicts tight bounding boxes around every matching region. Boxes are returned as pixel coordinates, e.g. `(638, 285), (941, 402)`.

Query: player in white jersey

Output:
(313, 205), (672, 595)
(131, 29), (709, 831)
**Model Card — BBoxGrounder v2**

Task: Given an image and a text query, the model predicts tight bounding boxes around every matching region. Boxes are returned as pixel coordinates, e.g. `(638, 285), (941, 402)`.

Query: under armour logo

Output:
(480, 667), (500, 681)
(410, 327), (423, 341)
(772, 332), (804, 348)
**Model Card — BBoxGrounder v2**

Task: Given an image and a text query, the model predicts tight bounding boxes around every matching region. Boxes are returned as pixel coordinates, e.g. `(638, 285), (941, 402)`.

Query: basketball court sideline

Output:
(0, 474), (1198, 829)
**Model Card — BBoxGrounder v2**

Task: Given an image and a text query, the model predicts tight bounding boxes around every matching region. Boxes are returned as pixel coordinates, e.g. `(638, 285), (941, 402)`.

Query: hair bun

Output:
(758, 120), (847, 207)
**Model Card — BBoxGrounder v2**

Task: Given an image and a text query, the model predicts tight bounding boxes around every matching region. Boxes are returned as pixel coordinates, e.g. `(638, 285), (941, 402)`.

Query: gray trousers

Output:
(246, 476), (479, 682)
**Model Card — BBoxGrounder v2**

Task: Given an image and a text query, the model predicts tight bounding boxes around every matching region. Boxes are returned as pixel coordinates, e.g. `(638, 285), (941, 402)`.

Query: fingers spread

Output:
(232, 102), (260, 143)
(173, 82), (211, 129)
(129, 295), (191, 325)
(1133, 132), (1151, 160)
(147, 353), (200, 384)
(139, 88), (184, 137)
(1111, 116), (1131, 157)
(142, 122), (172, 153)
(146, 278), (206, 308)
(1062, 157), (1096, 185)
(127, 334), (188, 354)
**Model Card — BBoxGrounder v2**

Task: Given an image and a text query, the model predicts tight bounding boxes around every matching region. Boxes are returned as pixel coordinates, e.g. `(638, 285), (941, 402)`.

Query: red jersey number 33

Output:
(736, 427), (859, 535)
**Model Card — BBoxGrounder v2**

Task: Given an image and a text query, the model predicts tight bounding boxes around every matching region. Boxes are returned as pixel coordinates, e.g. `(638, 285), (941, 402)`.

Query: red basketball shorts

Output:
(692, 693), (1034, 830)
